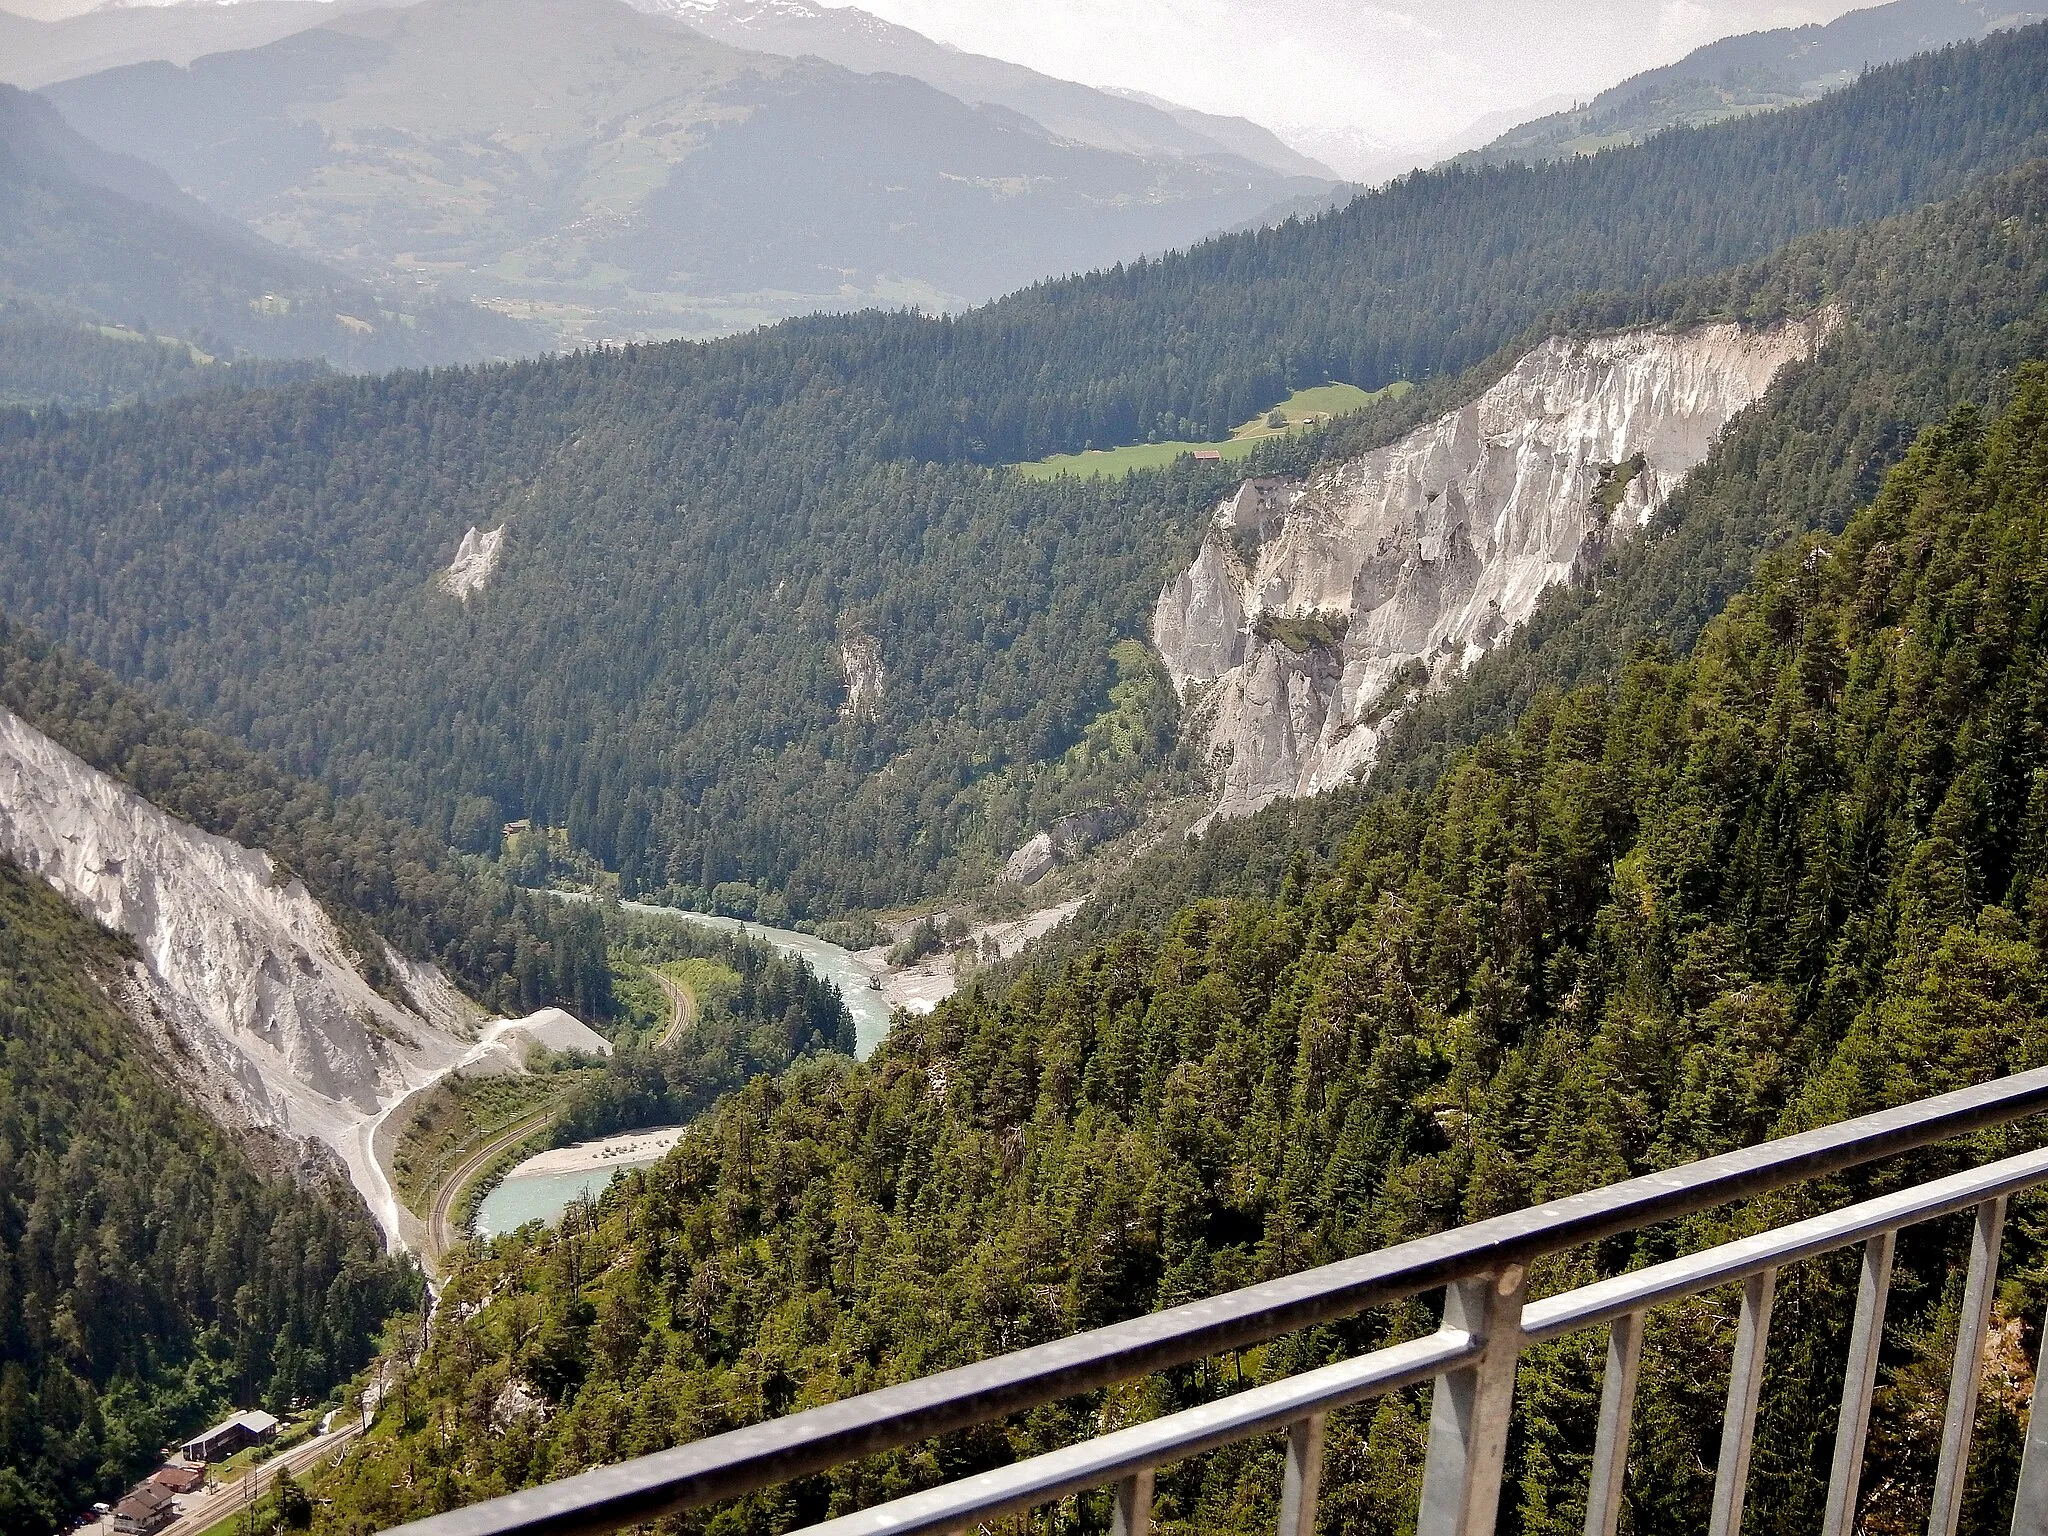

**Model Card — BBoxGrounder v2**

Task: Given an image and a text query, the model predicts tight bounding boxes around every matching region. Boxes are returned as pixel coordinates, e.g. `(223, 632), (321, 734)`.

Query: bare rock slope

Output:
(0, 704), (606, 1245)
(1155, 315), (1833, 819)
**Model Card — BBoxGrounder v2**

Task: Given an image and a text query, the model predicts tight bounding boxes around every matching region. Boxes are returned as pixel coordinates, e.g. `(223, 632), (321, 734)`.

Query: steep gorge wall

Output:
(0, 705), (549, 1244)
(1154, 315), (1834, 819)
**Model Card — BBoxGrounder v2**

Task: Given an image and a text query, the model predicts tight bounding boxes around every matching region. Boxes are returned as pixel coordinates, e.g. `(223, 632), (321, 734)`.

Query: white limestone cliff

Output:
(841, 634), (885, 722)
(0, 704), (606, 1248)
(439, 524), (507, 599)
(1155, 315), (1835, 820)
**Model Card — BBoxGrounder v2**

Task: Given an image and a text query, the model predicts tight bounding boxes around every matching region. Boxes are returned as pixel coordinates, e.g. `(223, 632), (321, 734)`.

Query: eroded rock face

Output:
(1156, 315), (1834, 819)
(0, 705), (482, 1238)
(439, 524), (506, 599)
(841, 634), (885, 722)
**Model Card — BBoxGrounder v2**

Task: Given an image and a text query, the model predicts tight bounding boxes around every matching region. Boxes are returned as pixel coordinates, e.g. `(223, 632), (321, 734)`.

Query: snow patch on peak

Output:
(1155, 313), (1836, 821)
(439, 525), (506, 600)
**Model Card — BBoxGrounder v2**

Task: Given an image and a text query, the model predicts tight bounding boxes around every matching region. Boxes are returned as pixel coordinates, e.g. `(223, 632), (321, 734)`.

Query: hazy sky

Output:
(819, 0), (1872, 165)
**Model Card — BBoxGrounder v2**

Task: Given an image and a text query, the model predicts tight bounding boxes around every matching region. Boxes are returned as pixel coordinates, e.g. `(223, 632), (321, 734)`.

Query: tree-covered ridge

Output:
(0, 313), (325, 411)
(317, 372), (2048, 1536)
(1, 30), (2044, 924)
(0, 616), (613, 1020)
(0, 362), (1259, 916)
(0, 856), (416, 1536)
(754, 18), (2048, 466)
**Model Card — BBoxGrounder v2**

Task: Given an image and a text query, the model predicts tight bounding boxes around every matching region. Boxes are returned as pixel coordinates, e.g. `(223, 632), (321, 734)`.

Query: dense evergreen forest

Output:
(0, 857), (416, 1536)
(316, 369), (2048, 1536)
(0, 617), (613, 1020)
(2, 24), (2047, 919)
(0, 313), (324, 411)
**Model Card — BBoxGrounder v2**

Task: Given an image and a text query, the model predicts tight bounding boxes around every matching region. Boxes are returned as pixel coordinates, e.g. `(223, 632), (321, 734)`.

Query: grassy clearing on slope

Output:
(1011, 381), (1410, 480)
(660, 957), (742, 1015)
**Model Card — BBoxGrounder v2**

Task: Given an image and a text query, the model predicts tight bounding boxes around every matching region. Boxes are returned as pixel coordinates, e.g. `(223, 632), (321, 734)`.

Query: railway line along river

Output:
(485, 894), (1080, 1234)
(477, 898), (896, 1235)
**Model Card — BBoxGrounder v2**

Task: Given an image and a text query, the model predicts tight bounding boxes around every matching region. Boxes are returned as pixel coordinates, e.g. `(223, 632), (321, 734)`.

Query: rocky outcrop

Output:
(439, 524), (506, 599)
(999, 807), (1126, 886)
(1156, 315), (1835, 819)
(840, 634), (885, 722)
(0, 704), (501, 1245)
(1002, 832), (1058, 887)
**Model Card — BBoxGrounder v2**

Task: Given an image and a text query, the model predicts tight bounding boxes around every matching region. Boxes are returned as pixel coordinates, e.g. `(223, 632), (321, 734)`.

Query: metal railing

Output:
(389, 1065), (2048, 1536)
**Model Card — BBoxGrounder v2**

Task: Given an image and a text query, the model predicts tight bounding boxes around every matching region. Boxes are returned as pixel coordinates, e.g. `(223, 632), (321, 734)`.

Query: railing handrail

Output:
(388, 1064), (2048, 1536)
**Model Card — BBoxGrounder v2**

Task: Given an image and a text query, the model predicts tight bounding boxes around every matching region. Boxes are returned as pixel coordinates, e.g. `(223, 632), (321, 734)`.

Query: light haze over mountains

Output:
(0, 0), (2038, 355)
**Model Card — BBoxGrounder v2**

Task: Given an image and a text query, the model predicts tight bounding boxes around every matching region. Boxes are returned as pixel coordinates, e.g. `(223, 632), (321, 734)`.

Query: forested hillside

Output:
(0, 857), (416, 1536)
(3, 147), (2045, 924)
(0, 311), (324, 411)
(1, 25), (2045, 924)
(694, 19), (2048, 466)
(318, 369), (2048, 1536)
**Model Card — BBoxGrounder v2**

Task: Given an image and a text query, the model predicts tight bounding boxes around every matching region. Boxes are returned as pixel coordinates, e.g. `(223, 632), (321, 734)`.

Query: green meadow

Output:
(1011, 381), (1410, 481)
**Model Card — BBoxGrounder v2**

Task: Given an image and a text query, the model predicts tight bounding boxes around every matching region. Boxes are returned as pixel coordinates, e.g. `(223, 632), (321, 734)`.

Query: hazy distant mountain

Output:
(0, 0), (379, 91)
(653, 0), (1333, 179)
(1464, 0), (2046, 165)
(0, 81), (533, 373)
(41, 0), (1332, 344)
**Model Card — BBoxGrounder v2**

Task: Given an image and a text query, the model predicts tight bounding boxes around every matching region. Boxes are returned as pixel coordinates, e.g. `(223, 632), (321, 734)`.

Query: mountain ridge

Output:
(39, 0), (1332, 344)
(1465, 0), (2047, 166)
(0, 79), (540, 371)
(651, 0), (1333, 178)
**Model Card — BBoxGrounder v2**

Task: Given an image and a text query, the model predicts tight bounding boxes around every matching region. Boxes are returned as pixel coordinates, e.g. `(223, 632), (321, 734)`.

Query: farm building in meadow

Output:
(181, 1409), (279, 1462)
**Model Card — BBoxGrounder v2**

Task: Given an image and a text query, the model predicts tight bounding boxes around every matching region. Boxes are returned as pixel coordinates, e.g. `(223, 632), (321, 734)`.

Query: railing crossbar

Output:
(1520, 1144), (2048, 1343)
(785, 1330), (1476, 1536)
(782, 1145), (2048, 1536)
(387, 1072), (2048, 1536)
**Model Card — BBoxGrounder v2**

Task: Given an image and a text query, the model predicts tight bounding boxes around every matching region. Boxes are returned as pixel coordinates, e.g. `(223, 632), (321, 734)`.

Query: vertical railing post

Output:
(1417, 1266), (1527, 1536)
(1112, 1469), (1154, 1536)
(1929, 1197), (2005, 1536)
(2011, 1300), (2048, 1535)
(1707, 1268), (1776, 1536)
(1583, 1311), (1646, 1536)
(1276, 1415), (1326, 1536)
(1822, 1230), (1896, 1536)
